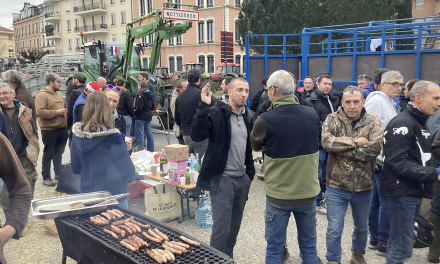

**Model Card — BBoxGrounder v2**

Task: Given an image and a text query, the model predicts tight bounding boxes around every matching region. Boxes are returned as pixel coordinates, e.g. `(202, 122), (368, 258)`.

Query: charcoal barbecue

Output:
(55, 205), (234, 264)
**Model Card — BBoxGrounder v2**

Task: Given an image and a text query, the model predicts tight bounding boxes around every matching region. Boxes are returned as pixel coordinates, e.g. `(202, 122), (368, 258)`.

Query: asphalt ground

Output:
(2, 118), (433, 264)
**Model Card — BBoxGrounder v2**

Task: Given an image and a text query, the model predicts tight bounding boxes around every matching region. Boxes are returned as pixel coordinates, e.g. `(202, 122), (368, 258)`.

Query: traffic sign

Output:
(162, 8), (199, 22)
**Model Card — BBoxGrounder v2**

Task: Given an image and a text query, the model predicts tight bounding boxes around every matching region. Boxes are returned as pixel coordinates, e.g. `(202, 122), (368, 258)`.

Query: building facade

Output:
(12, 3), (44, 57)
(413, 0), (440, 17)
(0, 27), (15, 58)
(134, 0), (246, 74)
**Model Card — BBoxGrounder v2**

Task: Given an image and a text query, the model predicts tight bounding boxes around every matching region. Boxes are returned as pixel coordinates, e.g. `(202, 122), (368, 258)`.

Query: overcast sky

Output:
(1, 3), (28, 30)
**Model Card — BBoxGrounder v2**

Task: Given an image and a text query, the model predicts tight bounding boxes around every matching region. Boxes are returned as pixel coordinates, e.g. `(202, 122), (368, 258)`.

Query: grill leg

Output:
(176, 187), (195, 223)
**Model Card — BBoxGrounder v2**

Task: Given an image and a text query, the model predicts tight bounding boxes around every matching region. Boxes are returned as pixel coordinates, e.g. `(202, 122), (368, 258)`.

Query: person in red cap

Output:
(72, 81), (102, 124)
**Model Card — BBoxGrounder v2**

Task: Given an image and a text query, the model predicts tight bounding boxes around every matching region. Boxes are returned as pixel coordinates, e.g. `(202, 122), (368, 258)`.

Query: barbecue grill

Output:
(55, 206), (234, 264)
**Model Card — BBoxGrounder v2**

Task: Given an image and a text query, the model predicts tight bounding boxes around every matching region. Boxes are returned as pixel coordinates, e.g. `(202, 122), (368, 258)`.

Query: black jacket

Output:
(0, 113), (8, 139)
(295, 87), (315, 106)
(250, 89), (264, 112)
(303, 89), (341, 123)
(175, 82), (217, 136)
(114, 112), (126, 137)
(117, 91), (135, 117)
(67, 84), (85, 129)
(381, 106), (438, 198)
(253, 98), (272, 122)
(134, 91), (154, 122)
(191, 101), (255, 191)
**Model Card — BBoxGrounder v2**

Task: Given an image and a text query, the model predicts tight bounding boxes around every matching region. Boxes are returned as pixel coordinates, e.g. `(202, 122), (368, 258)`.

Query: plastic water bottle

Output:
(191, 155), (199, 183)
(195, 195), (213, 228)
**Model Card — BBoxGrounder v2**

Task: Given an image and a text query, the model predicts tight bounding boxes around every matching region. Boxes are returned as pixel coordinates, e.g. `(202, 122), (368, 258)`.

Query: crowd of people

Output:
(0, 64), (440, 264)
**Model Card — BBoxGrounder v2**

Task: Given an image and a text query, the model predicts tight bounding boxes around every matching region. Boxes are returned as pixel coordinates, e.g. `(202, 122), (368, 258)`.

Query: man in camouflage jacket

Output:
(321, 86), (383, 264)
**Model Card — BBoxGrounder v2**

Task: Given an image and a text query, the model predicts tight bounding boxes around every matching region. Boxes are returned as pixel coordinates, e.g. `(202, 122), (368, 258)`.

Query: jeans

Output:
(183, 136), (209, 157)
(210, 175), (251, 258)
(41, 128), (68, 180)
(316, 148), (327, 206)
(368, 166), (390, 246)
(135, 120), (154, 152)
(265, 199), (318, 264)
(123, 115), (132, 137)
(384, 196), (421, 264)
(326, 187), (371, 262)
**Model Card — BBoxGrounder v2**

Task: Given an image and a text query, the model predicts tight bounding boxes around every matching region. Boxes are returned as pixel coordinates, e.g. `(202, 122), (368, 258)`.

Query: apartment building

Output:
(0, 27), (15, 58)
(133, 0), (246, 74)
(12, 3), (44, 57)
(413, 0), (440, 17)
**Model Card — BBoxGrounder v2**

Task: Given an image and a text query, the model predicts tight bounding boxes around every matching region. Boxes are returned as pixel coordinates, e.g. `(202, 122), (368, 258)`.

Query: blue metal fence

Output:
(245, 15), (440, 95)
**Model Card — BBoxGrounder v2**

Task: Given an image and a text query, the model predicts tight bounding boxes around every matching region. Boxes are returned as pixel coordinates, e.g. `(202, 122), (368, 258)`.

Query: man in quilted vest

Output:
(0, 83), (39, 217)
(321, 85), (383, 264)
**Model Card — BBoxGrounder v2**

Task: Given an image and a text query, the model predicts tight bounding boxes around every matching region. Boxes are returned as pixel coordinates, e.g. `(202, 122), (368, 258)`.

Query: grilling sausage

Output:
(157, 249), (172, 262)
(130, 235), (148, 248)
(111, 209), (125, 217)
(101, 212), (113, 221)
(123, 223), (137, 233)
(130, 219), (150, 229)
(164, 240), (188, 253)
(122, 238), (140, 250)
(105, 210), (117, 220)
(153, 228), (169, 241)
(146, 249), (163, 264)
(169, 240), (190, 249)
(120, 240), (137, 252)
(179, 235), (200, 246)
(147, 229), (163, 242)
(108, 209), (123, 218)
(118, 224), (133, 235)
(111, 225), (126, 238)
(95, 215), (109, 225)
(152, 249), (168, 263)
(163, 249), (176, 261)
(142, 231), (162, 243)
(162, 243), (182, 255)
(125, 222), (142, 233)
(103, 228), (119, 240)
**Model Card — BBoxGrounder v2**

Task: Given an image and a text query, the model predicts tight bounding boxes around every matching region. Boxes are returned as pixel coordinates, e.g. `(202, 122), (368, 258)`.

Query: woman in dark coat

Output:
(134, 80), (155, 152)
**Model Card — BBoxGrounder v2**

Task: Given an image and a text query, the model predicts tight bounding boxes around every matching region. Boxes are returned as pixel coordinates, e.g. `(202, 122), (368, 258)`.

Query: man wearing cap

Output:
(175, 68), (217, 157)
(67, 72), (87, 136)
(35, 73), (68, 186)
(1, 70), (36, 121)
(73, 81), (102, 124)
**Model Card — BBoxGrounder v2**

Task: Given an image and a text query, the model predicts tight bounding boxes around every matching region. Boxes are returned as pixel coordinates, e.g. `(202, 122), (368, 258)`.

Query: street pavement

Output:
(2, 118), (432, 263)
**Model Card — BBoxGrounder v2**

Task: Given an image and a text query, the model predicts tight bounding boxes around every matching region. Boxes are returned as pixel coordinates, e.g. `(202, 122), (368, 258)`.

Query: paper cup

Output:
(180, 177), (186, 185)
(150, 165), (157, 176)
(125, 137), (132, 142)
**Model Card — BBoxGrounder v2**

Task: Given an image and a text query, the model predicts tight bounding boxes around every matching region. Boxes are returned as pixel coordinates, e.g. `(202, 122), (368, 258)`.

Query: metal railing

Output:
(46, 30), (61, 37)
(74, 24), (107, 33)
(45, 11), (60, 18)
(73, 2), (106, 13)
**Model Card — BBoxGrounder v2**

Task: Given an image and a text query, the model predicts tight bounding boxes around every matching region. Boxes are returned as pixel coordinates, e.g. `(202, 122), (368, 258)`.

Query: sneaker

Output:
(376, 243), (386, 257)
(257, 173), (265, 181)
(43, 179), (58, 186)
(282, 247), (290, 263)
(317, 204), (327, 215)
(369, 241), (378, 250)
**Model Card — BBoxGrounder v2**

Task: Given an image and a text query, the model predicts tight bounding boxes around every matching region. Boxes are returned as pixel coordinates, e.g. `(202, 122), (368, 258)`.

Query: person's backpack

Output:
(414, 215), (436, 248)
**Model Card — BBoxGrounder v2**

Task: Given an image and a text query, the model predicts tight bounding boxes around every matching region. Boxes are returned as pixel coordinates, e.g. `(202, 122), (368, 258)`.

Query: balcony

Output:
(74, 24), (108, 35)
(73, 3), (106, 15)
(46, 31), (62, 39)
(47, 49), (62, 56)
(45, 11), (60, 23)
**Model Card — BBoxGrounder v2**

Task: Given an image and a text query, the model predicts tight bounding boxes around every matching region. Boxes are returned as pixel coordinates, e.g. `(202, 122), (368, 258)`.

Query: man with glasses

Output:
(304, 73), (341, 215)
(365, 70), (403, 257)
(357, 74), (372, 91)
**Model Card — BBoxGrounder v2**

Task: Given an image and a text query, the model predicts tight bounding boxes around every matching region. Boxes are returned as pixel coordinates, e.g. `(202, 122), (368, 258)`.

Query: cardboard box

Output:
(165, 144), (189, 161)
(168, 159), (187, 179)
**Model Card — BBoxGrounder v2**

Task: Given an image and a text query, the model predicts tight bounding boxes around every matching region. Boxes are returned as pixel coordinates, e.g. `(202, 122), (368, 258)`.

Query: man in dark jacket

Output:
(1, 70), (36, 121)
(382, 81), (440, 264)
(249, 76), (268, 112)
(251, 70), (321, 263)
(295, 76), (315, 105)
(175, 68), (217, 157)
(303, 73), (341, 215)
(191, 78), (255, 258)
(73, 81), (102, 124)
(67, 72), (87, 132)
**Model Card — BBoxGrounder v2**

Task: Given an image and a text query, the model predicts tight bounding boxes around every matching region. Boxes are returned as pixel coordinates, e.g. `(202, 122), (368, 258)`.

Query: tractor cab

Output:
(155, 67), (170, 79)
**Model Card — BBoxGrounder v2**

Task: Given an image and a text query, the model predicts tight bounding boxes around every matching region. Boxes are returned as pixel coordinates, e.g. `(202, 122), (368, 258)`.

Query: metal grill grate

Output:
(55, 206), (234, 264)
